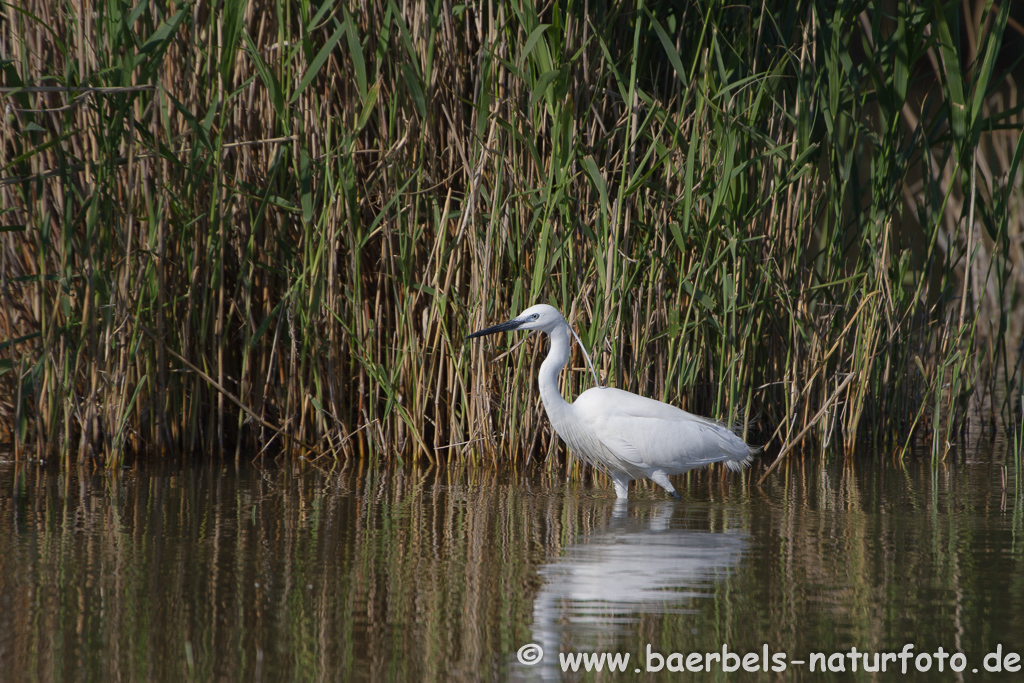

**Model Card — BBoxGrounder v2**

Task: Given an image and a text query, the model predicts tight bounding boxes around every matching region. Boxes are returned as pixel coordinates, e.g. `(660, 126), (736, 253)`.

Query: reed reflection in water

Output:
(0, 452), (1021, 681)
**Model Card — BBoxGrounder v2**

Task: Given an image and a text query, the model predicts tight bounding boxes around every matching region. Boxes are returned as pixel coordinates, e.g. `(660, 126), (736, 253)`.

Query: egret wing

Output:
(574, 387), (749, 474)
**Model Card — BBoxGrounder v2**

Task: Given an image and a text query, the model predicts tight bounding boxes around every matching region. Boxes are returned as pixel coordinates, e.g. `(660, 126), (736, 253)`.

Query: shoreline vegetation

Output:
(1, 1), (1022, 471)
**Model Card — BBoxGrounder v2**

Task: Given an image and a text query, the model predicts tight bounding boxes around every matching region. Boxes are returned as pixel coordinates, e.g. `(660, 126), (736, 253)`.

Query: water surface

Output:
(0, 450), (1021, 681)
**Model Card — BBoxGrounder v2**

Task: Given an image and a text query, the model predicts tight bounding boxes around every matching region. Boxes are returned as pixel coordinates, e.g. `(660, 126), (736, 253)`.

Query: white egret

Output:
(468, 304), (755, 499)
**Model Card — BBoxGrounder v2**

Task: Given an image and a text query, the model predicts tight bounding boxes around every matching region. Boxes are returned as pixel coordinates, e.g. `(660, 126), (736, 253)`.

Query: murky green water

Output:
(1, 451), (1021, 681)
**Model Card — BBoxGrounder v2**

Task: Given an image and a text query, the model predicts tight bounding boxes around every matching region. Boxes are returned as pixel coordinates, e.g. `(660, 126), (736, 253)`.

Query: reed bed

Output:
(1, 0), (1021, 469)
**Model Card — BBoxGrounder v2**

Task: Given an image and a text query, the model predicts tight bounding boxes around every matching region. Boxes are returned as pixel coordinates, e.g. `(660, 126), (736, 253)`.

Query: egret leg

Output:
(649, 470), (682, 500)
(610, 474), (631, 499)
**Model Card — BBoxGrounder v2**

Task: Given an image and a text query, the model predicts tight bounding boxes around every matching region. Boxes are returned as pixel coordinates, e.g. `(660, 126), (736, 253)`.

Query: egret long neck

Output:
(537, 322), (573, 423)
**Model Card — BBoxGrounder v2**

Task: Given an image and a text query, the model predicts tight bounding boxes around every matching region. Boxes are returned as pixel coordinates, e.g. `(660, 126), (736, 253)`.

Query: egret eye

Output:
(530, 313), (540, 320)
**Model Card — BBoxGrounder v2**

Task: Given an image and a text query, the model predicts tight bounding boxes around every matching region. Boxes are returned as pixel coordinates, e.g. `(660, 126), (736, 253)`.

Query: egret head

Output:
(466, 303), (566, 339)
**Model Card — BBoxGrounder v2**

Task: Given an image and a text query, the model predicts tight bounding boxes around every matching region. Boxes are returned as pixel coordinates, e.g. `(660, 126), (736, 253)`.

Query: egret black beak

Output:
(466, 316), (526, 340)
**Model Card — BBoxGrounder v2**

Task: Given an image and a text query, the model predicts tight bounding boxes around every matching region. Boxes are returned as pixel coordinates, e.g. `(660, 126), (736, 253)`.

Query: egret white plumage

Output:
(468, 304), (755, 500)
